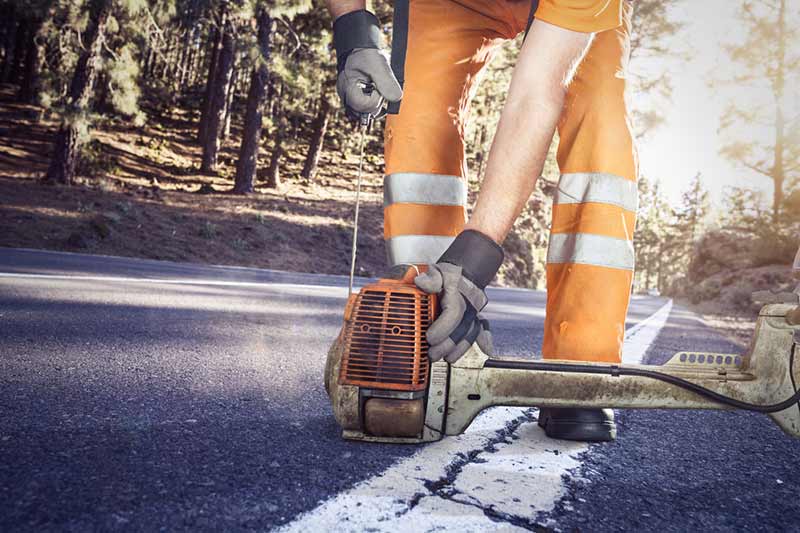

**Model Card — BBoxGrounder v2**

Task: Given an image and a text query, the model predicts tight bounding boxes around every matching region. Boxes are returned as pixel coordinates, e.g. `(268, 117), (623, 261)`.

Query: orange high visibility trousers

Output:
(384, 0), (637, 363)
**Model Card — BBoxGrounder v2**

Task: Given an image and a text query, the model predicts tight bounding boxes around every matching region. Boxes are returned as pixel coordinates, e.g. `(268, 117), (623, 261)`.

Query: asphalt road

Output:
(1, 248), (798, 532)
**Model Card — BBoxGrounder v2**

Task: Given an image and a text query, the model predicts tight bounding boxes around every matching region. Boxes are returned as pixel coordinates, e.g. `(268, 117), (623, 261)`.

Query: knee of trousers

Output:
(542, 170), (638, 363)
(542, 263), (633, 363)
(558, 81), (637, 181)
(383, 172), (468, 266)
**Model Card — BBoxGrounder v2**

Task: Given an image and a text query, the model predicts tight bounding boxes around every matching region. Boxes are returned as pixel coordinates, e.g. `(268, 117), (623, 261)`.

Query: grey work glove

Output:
(414, 230), (505, 364)
(333, 10), (402, 121)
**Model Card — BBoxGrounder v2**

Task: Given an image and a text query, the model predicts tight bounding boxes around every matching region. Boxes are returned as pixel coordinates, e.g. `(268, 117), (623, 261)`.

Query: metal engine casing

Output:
(324, 266), (445, 442)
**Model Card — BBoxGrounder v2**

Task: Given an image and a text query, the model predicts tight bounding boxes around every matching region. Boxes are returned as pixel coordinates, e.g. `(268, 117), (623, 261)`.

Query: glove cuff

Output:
(439, 230), (504, 289)
(333, 10), (382, 72)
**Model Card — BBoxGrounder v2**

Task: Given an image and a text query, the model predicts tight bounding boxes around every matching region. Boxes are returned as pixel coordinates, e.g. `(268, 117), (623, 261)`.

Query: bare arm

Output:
(326, 0), (366, 19)
(465, 19), (594, 244)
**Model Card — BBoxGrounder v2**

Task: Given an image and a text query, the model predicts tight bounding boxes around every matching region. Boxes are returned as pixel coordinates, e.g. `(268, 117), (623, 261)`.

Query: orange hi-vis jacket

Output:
(382, 0), (637, 363)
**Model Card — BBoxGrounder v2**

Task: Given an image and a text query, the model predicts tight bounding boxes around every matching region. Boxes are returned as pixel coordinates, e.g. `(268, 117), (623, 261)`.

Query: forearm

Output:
(466, 20), (593, 245)
(326, 0), (366, 19)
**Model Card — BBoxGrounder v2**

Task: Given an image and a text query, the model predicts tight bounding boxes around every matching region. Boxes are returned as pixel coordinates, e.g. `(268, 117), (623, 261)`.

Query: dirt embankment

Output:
(0, 86), (388, 277)
(677, 228), (798, 347)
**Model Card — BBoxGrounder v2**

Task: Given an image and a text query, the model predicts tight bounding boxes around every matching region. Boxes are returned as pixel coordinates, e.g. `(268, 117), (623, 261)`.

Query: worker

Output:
(327, 0), (637, 443)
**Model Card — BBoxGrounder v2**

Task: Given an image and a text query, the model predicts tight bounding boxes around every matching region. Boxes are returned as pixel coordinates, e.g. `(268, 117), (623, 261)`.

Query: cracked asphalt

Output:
(1, 248), (799, 532)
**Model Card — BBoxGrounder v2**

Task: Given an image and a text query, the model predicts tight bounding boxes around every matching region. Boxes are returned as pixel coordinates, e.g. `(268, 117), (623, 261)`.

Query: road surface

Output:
(1, 248), (798, 531)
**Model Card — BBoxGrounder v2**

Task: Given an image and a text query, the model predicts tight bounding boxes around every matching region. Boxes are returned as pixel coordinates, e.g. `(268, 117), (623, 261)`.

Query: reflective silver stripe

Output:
(555, 172), (638, 212)
(386, 235), (454, 266)
(384, 173), (467, 207)
(547, 233), (635, 271)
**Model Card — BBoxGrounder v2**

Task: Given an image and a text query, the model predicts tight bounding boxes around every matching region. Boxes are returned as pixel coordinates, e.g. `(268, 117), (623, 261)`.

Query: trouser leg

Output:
(383, 0), (513, 266)
(543, 2), (638, 363)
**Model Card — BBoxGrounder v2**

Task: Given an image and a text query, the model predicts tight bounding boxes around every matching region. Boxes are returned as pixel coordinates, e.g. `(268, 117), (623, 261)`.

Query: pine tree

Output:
(301, 93), (331, 182)
(718, 0), (799, 222)
(17, 1), (50, 104)
(233, 7), (272, 193)
(674, 173), (710, 246)
(45, 0), (112, 185)
(200, 2), (235, 173)
(635, 176), (671, 291)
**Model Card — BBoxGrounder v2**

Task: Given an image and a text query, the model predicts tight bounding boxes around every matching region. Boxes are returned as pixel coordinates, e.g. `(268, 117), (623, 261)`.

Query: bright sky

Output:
(632, 0), (788, 209)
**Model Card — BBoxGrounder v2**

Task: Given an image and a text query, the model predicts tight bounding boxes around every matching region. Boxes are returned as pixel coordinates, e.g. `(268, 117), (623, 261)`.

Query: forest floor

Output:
(0, 85), (388, 277)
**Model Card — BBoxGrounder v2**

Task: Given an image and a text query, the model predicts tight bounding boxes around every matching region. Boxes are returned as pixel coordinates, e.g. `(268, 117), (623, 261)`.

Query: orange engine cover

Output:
(340, 271), (436, 392)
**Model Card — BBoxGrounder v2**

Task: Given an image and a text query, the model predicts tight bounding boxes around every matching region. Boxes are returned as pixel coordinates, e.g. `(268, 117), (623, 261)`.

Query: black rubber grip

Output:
(333, 10), (382, 72)
(439, 230), (504, 288)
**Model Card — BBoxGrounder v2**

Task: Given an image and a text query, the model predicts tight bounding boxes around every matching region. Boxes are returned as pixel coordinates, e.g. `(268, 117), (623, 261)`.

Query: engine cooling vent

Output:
(340, 283), (434, 391)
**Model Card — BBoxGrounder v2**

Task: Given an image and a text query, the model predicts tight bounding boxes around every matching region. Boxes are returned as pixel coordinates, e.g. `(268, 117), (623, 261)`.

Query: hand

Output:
(414, 230), (504, 363)
(333, 10), (402, 120)
(337, 49), (402, 120)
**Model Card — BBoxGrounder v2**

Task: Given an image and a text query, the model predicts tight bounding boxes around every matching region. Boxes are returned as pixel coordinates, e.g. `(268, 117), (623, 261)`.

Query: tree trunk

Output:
(222, 62), (237, 140)
(1, 13), (21, 83)
(0, 4), (17, 78)
(190, 25), (209, 88)
(94, 71), (110, 111)
(200, 13), (235, 173)
(45, 0), (110, 185)
(197, 16), (223, 144)
(160, 32), (177, 81)
(301, 96), (330, 182)
(178, 26), (196, 90)
(266, 130), (283, 189)
(18, 18), (44, 104)
(656, 248), (664, 295)
(233, 11), (272, 194)
(168, 31), (182, 83)
(266, 81), (285, 191)
(143, 46), (155, 78)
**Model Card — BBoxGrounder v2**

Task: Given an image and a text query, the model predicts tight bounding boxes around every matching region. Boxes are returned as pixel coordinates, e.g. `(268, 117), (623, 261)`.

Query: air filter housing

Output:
(340, 269), (436, 392)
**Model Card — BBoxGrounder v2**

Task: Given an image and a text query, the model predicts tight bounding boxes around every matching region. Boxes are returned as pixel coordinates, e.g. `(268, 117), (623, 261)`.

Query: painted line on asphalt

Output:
(622, 298), (673, 364)
(278, 299), (674, 532)
(0, 272), (355, 296)
(0, 272), (563, 299)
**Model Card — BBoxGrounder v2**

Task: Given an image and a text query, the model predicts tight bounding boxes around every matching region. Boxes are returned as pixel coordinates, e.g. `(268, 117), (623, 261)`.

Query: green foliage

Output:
(106, 43), (144, 122)
(634, 175), (674, 292)
(76, 138), (119, 177)
(634, 174), (711, 295)
(200, 220), (218, 239)
(673, 173), (710, 245)
(719, 186), (798, 267)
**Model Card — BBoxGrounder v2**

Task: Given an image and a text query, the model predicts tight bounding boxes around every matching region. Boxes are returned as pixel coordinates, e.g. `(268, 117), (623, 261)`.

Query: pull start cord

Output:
(348, 116), (370, 298)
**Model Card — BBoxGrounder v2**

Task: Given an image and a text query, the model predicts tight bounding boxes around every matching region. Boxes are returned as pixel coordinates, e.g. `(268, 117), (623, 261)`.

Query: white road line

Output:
(622, 299), (673, 364)
(0, 272), (547, 296)
(278, 299), (674, 532)
(0, 272), (355, 297)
